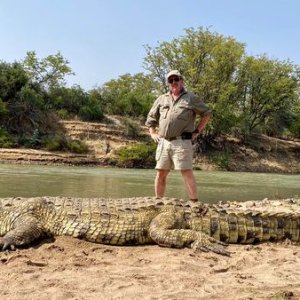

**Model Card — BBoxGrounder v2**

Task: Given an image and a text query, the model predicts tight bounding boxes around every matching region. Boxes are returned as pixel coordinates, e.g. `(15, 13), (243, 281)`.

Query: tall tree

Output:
(143, 27), (245, 135)
(99, 73), (158, 118)
(236, 56), (300, 134)
(23, 51), (74, 89)
(0, 61), (29, 102)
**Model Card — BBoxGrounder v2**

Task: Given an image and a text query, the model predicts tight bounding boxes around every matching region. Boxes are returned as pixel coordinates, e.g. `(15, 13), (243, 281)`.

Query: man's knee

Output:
(180, 169), (193, 177)
(156, 169), (170, 180)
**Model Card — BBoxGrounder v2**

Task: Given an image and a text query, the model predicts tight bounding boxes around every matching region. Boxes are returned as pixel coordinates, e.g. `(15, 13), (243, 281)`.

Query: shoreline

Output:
(1, 119), (300, 173)
(0, 148), (300, 174)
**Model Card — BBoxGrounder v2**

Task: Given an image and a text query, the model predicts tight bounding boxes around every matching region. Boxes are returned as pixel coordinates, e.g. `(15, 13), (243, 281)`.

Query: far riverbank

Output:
(0, 119), (300, 173)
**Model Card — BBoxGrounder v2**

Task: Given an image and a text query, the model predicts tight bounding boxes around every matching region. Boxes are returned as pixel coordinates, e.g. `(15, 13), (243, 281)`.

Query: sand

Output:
(0, 238), (299, 300)
(0, 198), (299, 300)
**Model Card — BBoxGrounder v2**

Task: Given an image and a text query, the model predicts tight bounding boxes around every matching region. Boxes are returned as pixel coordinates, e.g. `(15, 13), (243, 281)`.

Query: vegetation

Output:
(144, 27), (300, 139)
(0, 27), (299, 158)
(97, 73), (158, 119)
(0, 127), (14, 148)
(42, 134), (89, 153)
(210, 150), (231, 171)
(0, 53), (89, 151)
(114, 143), (156, 168)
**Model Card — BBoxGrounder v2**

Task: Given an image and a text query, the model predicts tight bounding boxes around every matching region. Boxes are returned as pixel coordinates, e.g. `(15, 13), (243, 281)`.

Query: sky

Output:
(1, 0), (299, 90)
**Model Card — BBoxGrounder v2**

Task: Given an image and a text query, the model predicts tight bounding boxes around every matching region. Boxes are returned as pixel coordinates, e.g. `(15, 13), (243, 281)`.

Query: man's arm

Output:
(145, 96), (162, 143)
(192, 113), (211, 140)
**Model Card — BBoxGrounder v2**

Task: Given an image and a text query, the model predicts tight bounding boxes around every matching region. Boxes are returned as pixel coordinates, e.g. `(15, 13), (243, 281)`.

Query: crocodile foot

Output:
(191, 234), (230, 256)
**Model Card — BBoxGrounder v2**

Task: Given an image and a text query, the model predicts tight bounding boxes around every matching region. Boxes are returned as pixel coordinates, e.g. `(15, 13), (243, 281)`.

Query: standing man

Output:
(145, 70), (212, 202)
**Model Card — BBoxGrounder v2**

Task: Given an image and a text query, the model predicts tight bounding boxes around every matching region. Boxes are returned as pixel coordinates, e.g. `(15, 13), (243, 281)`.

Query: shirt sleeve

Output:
(145, 96), (161, 128)
(191, 93), (212, 116)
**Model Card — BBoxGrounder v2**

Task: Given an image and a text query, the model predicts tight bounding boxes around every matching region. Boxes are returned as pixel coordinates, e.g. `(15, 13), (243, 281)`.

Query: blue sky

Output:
(1, 0), (299, 90)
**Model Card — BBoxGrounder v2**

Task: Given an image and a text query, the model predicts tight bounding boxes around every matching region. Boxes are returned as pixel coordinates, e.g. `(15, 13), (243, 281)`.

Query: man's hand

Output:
(192, 132), (200, 141)
(149, 128), (161, 143)
(192, 128), (200, 141)
(150, 133), (161, 143)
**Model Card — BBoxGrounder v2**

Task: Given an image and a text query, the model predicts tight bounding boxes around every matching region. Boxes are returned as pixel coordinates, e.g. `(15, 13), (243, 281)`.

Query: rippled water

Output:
(0, 164), (299, 203)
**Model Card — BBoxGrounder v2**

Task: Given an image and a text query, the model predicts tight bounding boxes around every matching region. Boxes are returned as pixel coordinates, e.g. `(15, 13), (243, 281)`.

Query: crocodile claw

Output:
(0, 237), (16, 251)
(191, 234), (230, 256)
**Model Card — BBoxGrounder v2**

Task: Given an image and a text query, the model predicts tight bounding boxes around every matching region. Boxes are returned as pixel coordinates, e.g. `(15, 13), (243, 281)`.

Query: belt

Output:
(164, 132), (193, 141)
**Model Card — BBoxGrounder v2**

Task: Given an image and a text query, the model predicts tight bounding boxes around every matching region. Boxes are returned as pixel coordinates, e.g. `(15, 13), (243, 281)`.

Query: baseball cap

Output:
(166, 70), (182, 80)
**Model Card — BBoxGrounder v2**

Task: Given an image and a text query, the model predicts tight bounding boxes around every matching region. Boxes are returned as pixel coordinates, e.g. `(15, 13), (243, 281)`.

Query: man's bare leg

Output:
(181, 169), (198, 200)
(155, 169), (170, 198)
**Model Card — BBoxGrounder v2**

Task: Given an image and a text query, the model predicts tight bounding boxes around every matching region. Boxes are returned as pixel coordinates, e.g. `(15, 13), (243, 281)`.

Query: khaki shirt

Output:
(145, 90), (211, 139)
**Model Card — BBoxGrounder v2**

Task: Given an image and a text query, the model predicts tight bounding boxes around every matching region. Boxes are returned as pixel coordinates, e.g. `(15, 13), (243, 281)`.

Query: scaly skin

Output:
(0, 197), (299, 255)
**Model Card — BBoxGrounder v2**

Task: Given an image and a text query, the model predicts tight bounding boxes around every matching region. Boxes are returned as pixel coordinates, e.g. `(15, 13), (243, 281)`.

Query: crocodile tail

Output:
(202, 211), (300, 244)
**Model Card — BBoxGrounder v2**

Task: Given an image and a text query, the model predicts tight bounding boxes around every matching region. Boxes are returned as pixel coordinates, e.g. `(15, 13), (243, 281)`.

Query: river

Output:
(0, 164), (299, 203)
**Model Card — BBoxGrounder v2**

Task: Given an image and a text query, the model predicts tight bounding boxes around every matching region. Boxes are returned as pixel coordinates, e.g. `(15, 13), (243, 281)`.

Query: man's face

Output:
(168, 76), (183, 95)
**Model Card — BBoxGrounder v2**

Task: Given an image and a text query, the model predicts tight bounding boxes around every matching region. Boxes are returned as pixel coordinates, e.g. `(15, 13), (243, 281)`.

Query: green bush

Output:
(66, 139), (89, 154)
(42, 134), (66, 151)
(42, 135), (88, 153)
(210, 150), (231, 170)
(115, 142), (156, 168)
(288, 112), (300, 138)
(123, 118), (143, 139)
(79, 103), (104, 122)
(0, 99), (8, 118)
(0, 128), (14, 148)
(56, 108), (70, 120)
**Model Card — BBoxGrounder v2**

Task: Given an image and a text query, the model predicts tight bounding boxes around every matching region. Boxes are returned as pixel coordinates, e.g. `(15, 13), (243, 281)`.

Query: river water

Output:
(0, 164), (299, 203)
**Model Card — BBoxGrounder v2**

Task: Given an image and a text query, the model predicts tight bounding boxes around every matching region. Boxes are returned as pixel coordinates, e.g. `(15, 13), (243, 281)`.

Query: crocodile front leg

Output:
(0, 216), (45, 250)
(149, 209), (229, 256)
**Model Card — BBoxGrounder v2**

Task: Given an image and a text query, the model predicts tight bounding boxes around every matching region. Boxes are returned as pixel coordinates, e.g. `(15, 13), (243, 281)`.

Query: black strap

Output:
(165, 132), (192, 141)
(181, 132), (193, 139)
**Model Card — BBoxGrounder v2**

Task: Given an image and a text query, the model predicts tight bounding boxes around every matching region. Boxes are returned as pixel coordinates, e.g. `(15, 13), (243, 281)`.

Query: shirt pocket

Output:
(160, 105), (170, 119)
(176, 104), (193, 121)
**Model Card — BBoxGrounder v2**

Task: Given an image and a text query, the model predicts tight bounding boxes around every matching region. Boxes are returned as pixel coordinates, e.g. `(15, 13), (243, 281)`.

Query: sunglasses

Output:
(168, 77), (181, 84)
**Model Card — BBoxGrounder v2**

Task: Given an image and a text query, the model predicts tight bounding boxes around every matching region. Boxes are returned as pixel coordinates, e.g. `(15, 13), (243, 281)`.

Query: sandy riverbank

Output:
(0, 236), (299, 300)
(0, 198), (299, 299)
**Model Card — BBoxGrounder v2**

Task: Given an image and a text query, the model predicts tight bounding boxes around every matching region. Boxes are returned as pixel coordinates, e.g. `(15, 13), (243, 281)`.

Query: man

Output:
(145, 70), (212, 202)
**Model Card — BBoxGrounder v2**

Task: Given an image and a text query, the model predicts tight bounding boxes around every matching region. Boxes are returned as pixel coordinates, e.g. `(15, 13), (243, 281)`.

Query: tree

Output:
(48, 85), (88, 114)
(0, 61), (42, 135)
(79, 89), (105, 121)
(0, 61), (29, 102)
(236, 56), (300, 135)
(48, 86), (106, 121)
(6, 85), (52, 135)
(99, 73), (158, 118)
(285, 99), (300, 138)
(23, 51), (74, 89)
(143, 27), (245, 135)
(0, 98), (8, 121)
(143, 27), (300, 138)
(0, 56), (68, 144)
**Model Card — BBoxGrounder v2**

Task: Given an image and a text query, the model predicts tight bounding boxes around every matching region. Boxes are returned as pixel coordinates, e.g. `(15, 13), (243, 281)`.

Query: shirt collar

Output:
(168, 88), (186, 96)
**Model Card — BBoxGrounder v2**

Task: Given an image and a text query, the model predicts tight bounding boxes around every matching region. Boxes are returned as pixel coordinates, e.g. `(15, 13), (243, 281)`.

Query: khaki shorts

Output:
(155, 138), (193, 170)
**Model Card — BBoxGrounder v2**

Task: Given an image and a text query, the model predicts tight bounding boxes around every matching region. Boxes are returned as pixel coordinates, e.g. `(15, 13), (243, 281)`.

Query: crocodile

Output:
(0, 197), (299, 255)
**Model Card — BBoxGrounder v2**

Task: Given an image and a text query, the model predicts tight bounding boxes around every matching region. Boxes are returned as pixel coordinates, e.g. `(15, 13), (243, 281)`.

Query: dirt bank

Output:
(0, 118), (299, 173)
